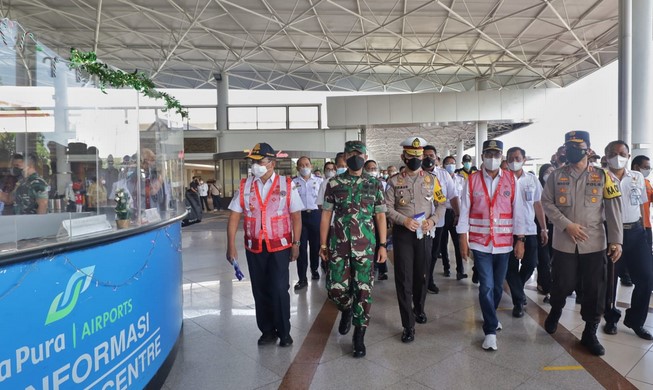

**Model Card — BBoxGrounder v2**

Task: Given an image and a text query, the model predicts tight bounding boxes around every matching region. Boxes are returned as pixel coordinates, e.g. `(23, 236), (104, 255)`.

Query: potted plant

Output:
(114, 188), (131, 229)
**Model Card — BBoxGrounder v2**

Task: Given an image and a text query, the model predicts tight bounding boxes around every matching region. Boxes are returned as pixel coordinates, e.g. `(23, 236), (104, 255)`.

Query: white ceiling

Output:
(0, 0), (618, 92)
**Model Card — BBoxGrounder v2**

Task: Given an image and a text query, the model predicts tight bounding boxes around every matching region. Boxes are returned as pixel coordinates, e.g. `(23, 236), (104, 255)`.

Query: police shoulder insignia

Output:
(424, 175), (431, 184)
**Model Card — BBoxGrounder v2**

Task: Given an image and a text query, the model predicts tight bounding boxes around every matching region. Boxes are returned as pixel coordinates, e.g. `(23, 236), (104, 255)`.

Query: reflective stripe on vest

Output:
(240, 175), (293, 253)
(468, 170), (515, 248)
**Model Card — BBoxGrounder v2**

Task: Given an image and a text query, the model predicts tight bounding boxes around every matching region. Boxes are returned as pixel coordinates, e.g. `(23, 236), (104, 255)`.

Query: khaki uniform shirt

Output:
(541, 165), (623, 254)
(385, 170), (446, 226)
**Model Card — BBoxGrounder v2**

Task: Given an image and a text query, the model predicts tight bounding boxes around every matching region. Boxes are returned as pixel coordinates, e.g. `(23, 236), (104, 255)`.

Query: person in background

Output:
(440, 155), (466, 280)
(536, 163), (555, 304)
(293, 156), (323, 289)
(602, 141), (653, 340)
(86, 176), (107, 212)
(208, 179), (223, 211)
(198, 178), (210, 211)
(387, 165), (399, 178)
(365, 159), (388, 281)
(0, 153), (24, 215)
(0, 153), (48, 215)
(455, 154), (477, 180)
(631, 155), (652, 247)
(542, 131), (623, 356)
(313, 169), (322, 178)
(227, 142), (302, 348)
(317, 160), (338, 208)
(550, 145), (567, 168)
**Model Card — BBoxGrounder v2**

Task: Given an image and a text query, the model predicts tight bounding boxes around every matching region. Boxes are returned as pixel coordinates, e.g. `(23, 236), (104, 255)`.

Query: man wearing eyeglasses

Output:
(541, 131), (623, 356)
(227, 142), (303, 348)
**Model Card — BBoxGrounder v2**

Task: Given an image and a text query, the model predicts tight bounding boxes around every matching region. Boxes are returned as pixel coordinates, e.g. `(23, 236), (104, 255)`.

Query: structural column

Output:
(631, 0), (653, 158)
(618, 0), (632, 147)
(475, 122), (487, 168)
(456, 139), (465, 168)
(216, 72), (229, 152)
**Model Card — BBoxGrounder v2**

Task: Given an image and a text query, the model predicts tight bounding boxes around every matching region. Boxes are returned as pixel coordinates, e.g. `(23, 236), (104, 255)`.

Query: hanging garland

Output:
(68, 48), (189, 119)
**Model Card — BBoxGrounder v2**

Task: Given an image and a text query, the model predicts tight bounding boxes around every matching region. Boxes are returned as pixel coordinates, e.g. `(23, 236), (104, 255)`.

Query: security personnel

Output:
(293, 156), (323, 290)
(602, 141), (653, 340)
(226, 142), (304, 348)
(457, 140), (527, 351)
(320, 140), (387, 358)
(542, 131), (623, 356)
(455, 154), (478, 180)
(422, 145), (459, 290)
(386, 137), (446, 343)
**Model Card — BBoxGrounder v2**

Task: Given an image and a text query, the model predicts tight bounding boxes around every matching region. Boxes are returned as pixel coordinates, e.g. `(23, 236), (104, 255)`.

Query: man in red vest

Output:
(458, 139), (527, 351)
(227, 142), (303, 347)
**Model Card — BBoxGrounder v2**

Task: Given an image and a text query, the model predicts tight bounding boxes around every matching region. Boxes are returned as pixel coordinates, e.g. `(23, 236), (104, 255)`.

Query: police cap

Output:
(401, 137), (427, 157)
(246, 142), (276, 160)
(482, 139), (503, 152)
(565, 130), (591, 147)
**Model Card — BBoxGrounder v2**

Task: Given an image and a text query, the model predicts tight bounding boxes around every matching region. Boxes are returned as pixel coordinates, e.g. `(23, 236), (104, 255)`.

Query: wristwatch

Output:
(515, 236), (526, 243)
(320, 244), (328, 250)
(292, 241), (301, 246)
(378, 242), (387, 248)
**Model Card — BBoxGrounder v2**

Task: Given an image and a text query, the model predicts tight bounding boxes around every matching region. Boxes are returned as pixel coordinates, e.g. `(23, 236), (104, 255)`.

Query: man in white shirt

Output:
(457, 140), (526, 351)
(504, 147), (548, 318)
(440, 155), (467, 280)
(227, 142), (303, 347)
(602, 141), (653, 340)
(198, 179), (210, 211)
(292, 156), (324, 289)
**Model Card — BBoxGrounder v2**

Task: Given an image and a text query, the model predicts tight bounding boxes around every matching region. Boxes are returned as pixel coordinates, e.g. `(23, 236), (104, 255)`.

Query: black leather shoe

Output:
(427, 283), (440, 294)
(415, 312), (427, 324)
(294, 280), (308, 290)
(603, 322), (618, 335)
(401, 327), (415, 343)
(338, 309), (353, 335)
(545, 308), (562, 334)
(311, 271), (320, 280)
(512, 305), (524, 318)
(279, 335), (293, 347)
(444, 270), (451, 277)
(472, 268), (478, 284)
(624, 320), (653, 340)
(257, 332), (278, 345)
(456, 273), (468, 280)
(378, 273), (388, 280)
(621, 277), (634, 287)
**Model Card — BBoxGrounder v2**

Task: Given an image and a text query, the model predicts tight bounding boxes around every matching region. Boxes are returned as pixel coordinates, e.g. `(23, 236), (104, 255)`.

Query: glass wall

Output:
(0, 20), (185, 256)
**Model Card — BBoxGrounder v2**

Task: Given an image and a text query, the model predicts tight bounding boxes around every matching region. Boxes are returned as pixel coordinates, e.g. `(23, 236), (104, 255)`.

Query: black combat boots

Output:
(338, 308), (353, 335)
(580, 322), (605, 356)
(353, 326), (366, 358)
(544, 307), (562, 334)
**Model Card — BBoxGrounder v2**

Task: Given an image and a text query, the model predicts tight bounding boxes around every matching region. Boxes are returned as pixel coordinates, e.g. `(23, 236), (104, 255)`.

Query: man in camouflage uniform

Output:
(0, 153), (48, 214)
(320, 140), (387, 358)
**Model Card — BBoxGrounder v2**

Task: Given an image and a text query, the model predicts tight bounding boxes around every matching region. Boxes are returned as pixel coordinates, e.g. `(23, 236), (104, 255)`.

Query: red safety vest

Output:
(240, 175), (293, 253)
(468, 170), (516, 248)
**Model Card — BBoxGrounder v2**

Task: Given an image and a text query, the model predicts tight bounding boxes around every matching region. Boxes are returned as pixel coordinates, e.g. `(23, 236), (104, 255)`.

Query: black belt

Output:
(623, 219), (642, 230)
(302, 209), (318, 213)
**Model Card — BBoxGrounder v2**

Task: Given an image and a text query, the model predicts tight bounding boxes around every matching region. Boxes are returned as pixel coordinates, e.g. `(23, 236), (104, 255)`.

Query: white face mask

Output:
(325, 170), (336, 178)
(508, 161), (523, 172)
(641, 168), (651, 178)
(251, 163), (268, 178)
(366, 170), (378, 177)
(608, 155), (628, 170)
(299, 167), (312, 177)
(483, 157), (502, 171)
(336, 167), (347, 175)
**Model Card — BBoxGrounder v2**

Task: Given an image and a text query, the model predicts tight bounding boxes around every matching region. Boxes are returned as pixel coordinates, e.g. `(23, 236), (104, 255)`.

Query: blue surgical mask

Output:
(445, 164), (456, 174)
(336, 167), (347, 175)
(463, 162), (472, 170)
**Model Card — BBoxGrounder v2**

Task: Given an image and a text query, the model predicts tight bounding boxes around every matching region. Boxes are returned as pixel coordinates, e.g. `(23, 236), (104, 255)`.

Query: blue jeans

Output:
(473, 250), (510, 335)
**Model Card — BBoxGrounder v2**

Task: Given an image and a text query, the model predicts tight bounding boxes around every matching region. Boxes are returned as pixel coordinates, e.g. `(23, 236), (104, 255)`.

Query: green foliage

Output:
(68, 48), (189, 119)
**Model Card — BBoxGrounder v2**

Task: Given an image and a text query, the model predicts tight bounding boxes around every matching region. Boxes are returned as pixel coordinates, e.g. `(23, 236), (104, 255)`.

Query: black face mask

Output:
(346, 155), (365, 171)
(421, 157), (435, 170)
(565, 147), (587, 164)
(10, 167), (22, 177)
(558, 155), (567, 164)
(405, 157), (422, 171)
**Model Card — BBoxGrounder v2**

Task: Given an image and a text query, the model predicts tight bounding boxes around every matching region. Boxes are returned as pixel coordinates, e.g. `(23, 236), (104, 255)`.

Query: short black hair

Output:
(632, 155), (650, 170)
(506, 147), (526, 159)
(364, 160), (377, 169)
(538, 163), (553, 183)
(423, 145), (437, 153)
(462, 154), (472, 162)
(605, 140), (630, 155)
(12, 153), (24, 161)
(335, 152), (345, 164)
(324, 162), (335, 170)
(443, 155), (456, 165)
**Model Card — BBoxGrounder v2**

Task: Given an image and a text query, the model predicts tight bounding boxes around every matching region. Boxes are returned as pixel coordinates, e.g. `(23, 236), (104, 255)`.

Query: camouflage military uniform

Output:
(322, 171), (386, 327)
(13, 172), (49, 214)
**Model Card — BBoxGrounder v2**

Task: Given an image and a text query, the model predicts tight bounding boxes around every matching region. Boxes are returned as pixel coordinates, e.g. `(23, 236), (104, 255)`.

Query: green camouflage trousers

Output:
(326, 254), (375, 327)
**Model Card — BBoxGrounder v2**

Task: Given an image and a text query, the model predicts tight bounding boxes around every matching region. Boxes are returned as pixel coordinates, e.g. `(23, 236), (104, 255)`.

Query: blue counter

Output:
(0, 222), (183, 389)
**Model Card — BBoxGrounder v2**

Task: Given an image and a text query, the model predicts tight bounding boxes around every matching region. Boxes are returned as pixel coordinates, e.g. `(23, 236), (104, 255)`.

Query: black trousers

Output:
(605, 223), (653, 327)
(245, 243), (291, 337)
(550, 249), (607, 324)
(646, 227), (652, 249)
(536, 223), (553, 294)
(297, 210), (321, 281)
(374, 230), (388, 274)
(427, 227), (444, 285)
(439, 209), (464, 274)
(200, 195), (210, 211)
(506, 235), (538, 306)
(393, 225), (431, 329)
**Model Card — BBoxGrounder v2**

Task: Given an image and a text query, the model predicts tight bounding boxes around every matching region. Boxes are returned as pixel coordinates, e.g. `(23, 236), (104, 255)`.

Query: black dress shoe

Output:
(512, 305), (524, 318)
(444, 270), (451, 277)
(472, 268), (479, 284)
(415, 312), (427, 324)
(257, 332), (278, 345)
(378, 273), (388, 280)
(456, 273), (468, 281)
(624, 320), (653, 340)
(294, 280), (308, 290)
(427, 283), (440, 294)
(311, 271), (320, 280)
(279, 335), (293, 347)
(401, 328), (415, 343)
(338, 309), (353, 335)
(545, 308), (562, 334)
(603, 322), (618, 335)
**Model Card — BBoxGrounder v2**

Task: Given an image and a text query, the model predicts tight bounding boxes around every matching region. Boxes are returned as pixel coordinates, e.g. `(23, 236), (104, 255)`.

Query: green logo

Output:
(45, 266), (95, 325)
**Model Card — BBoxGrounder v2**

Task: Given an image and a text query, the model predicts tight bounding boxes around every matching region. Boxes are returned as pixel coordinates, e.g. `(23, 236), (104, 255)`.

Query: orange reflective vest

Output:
(468, 170), (516, 248)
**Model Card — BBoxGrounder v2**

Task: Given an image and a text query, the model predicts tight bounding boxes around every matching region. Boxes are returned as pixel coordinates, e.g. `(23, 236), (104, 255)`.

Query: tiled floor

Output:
(163, 212), (653, 389)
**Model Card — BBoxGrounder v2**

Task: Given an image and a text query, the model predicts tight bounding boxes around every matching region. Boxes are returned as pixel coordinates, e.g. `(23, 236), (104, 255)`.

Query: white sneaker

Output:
(496, 322), (503, 331)
(482, 334), (498, 351)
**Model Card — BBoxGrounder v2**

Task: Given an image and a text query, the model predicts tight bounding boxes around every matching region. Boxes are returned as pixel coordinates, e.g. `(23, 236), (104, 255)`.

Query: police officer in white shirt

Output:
(602, 140), (653, 340)
(441, 155), (467, 280)
(504, 147), (548, 318)
(293, 156), (324, 290)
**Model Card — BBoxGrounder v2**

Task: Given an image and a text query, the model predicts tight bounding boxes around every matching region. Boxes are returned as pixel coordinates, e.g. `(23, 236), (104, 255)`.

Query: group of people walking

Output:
(226, 130), (653, 358)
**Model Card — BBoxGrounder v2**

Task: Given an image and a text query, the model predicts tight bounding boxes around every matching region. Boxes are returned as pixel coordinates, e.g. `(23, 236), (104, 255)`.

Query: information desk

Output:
(0, 217), (184, 389)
